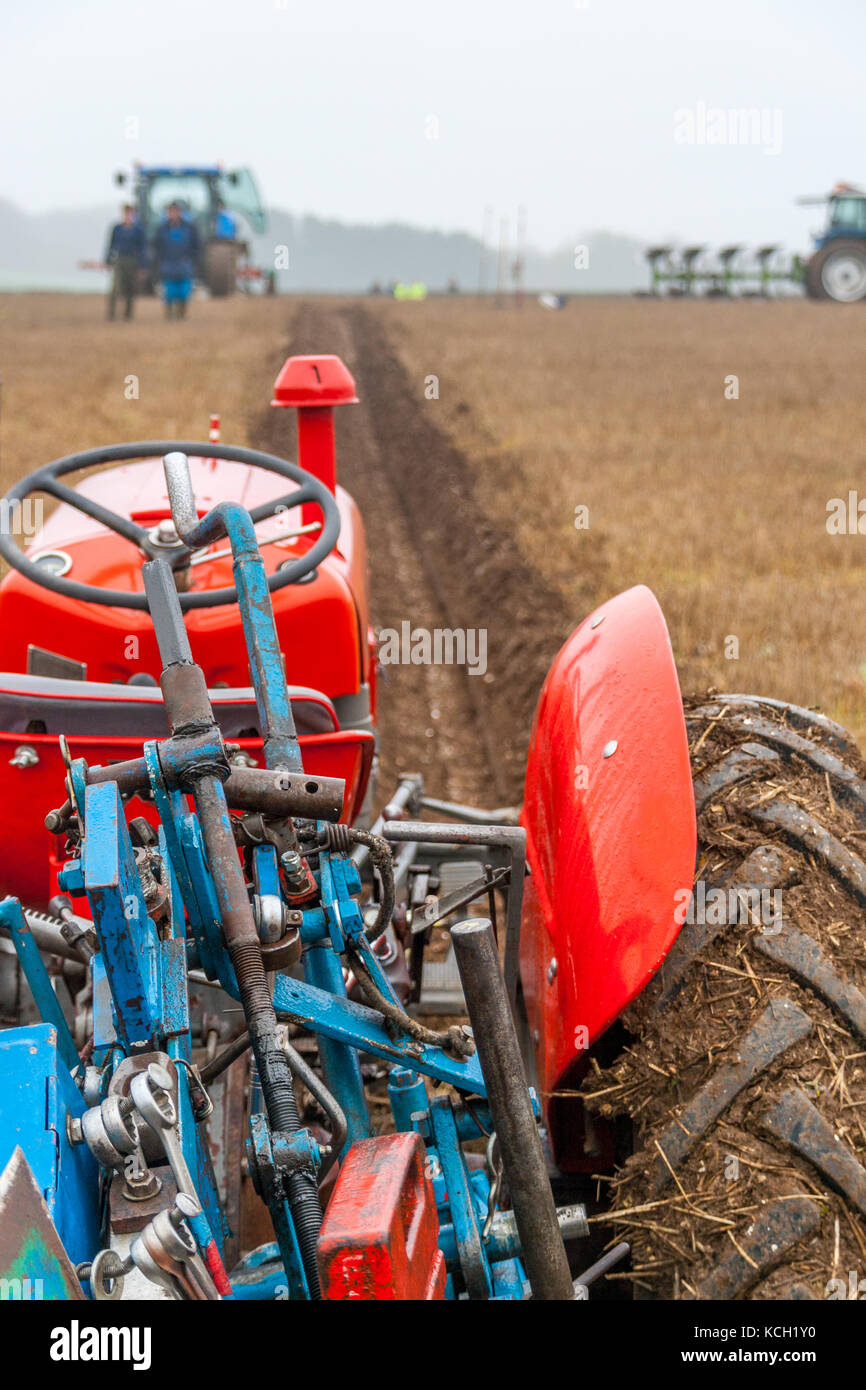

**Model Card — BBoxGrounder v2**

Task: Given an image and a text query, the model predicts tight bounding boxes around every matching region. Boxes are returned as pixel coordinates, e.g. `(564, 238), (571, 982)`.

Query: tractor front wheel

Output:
(806, 239), (866, 302)
(585, 697), (866, 1300)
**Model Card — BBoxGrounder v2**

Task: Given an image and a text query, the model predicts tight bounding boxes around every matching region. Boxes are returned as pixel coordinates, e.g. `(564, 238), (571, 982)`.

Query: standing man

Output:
(104, 205), (146, 321)
(152, 202), (200, 320)
(213, 199), (237, 240)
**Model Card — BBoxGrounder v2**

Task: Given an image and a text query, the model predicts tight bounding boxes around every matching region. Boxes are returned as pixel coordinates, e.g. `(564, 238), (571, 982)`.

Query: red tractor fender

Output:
(519, 585), (696, 1164)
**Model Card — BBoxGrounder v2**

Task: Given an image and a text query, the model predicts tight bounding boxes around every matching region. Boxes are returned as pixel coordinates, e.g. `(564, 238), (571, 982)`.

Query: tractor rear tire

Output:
(204, 240), (238, 298)
(584, 696), (866, 1300)
(805, 239), (866, 302)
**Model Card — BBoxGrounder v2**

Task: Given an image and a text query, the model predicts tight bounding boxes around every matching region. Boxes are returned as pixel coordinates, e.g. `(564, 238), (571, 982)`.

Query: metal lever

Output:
(162, 451), (201, 543)
(142, 557), (195, 669)
(450, 918), (575, 1301)
(573, 1241), (630, 1299)
(157, 455), (304, 773)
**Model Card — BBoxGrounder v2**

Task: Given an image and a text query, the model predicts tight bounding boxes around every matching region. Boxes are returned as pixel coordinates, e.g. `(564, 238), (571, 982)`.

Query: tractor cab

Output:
(0, 355), (376, 907)
(820, 183), (866, 245)
(120, 164), (266, 240)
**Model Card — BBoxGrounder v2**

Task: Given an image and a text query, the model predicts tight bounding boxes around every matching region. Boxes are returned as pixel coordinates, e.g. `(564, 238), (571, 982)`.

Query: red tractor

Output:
(0, 351), (861, 1303)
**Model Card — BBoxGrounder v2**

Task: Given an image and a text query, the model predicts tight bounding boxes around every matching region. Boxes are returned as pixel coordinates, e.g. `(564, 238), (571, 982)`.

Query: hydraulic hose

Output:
(200, 1030), (252, 1085)
(345, 941), (474, 1059)
(322, 824), (395, 943)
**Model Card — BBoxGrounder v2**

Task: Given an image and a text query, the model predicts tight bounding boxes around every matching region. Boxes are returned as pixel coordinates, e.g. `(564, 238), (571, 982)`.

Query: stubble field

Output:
(3, 289), (866, 1293)
(370, 294), (866, 744)
(2, 290), (865, 763)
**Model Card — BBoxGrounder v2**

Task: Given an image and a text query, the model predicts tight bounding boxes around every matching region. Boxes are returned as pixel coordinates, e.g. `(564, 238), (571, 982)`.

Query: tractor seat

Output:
(0, 674), (376, 905)
(0, 673), (339, 739)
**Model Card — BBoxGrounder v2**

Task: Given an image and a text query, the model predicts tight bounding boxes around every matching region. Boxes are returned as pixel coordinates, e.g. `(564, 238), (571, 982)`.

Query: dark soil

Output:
(252, 301), (575, 809)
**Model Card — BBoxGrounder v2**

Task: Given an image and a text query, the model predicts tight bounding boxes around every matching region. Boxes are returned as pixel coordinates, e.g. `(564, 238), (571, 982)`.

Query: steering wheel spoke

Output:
(40, 476), (150, 550)
(248, 485), (321, 524)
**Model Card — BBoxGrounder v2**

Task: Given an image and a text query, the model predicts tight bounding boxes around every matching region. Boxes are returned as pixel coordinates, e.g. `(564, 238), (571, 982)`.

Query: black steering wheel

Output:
(0, 441), (342, 611)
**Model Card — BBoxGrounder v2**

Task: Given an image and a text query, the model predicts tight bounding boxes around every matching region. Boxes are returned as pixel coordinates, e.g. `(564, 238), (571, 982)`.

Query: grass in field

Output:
(5, 292), (866, 745)
(0, 293), (294, 488)
(372, 296), (866, 742)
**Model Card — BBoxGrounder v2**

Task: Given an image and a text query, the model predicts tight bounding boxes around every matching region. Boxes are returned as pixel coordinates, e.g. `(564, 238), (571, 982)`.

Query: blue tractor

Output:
(115, 164), (268, 297)
(802, 182), (866, 302)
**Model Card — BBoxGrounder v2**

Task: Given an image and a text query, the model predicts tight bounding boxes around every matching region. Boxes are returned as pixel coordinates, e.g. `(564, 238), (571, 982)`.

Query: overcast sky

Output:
(2, 0), (864, 251)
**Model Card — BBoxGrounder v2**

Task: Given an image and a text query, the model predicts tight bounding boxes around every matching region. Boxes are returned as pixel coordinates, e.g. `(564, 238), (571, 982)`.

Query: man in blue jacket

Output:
(104, 205), (146, 320)
(152, 203), (200, 319)
(214, 199), (237, 240)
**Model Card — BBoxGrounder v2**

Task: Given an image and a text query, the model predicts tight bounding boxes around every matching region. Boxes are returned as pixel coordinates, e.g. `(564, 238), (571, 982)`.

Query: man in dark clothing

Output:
(105, 205), (146, 320)
(152, 203), (200, 319)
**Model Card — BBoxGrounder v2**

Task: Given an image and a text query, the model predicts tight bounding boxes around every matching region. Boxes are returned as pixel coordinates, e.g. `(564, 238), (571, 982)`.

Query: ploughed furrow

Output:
(253, 299), (581, 809)
(252, 301), (498, 808)
(584, 697), (866, 1300)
